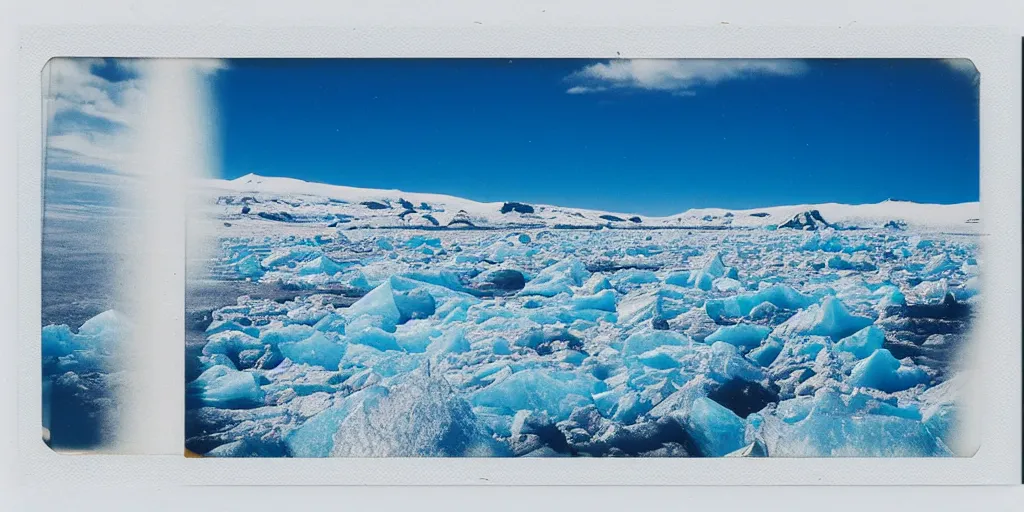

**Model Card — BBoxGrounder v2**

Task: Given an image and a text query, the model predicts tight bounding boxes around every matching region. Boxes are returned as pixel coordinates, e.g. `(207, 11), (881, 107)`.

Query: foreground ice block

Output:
(42, 309), (129, 373)
(704, 323), (771, 350)
(470, 369), (594, 421)
(519, 258), (590, 297)
(344, 280), (403, 331)
(834, 325), (885, 359)
(849, 348), (929, 392)
(772, 296), (873, 340)
(296, 255), (350, 276)
(188, 365), (265, 408)
(705, 285), (821, 322)
(620, 330), (691, 357)
(679, 397), (747, 457)
(279, 332), (347, 369)
(285, 386), (388, 457)
(332, 370), (502, 457)
(572, 289), (618, 312)
(755, 389), (946, 456)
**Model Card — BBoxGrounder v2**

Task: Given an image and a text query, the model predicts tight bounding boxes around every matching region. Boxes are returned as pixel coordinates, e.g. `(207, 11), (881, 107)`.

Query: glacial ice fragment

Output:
(621, 330), (691, 357)
(849, 349), (928, 392)
(279, 332), (347, 369)
(834, 325), (885, 359)
(332, 370), (500, 457)
(772, 297), (873, 340)
(705, 285), (822, 322)
(704, 323), (771, 350)
(296, 255), (350, 276)
(572, 289), (617, 312)
(680, 397), (747, 457)
(188, 365), (265, 408)
(470, 369), (594, 421)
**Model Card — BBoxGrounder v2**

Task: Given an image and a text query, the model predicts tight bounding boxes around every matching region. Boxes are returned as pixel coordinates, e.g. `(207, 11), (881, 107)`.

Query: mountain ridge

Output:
(206, 173), (981, 231)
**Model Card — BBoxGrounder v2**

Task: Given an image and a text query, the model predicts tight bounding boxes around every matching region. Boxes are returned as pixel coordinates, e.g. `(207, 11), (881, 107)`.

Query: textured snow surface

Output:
(202, 174), (981, 232)
(184, 178), (980, 458)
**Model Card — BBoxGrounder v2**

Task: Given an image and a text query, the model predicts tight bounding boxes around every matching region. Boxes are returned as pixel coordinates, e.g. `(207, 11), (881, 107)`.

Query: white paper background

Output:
(3, 0), (1023, 509)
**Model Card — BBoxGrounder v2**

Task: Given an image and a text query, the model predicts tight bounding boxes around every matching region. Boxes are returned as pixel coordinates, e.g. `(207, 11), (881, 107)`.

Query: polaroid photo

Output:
(16, 25), (1022, 486)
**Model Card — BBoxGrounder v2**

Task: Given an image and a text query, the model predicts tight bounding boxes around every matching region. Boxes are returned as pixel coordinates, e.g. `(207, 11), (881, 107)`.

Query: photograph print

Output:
(42, 57), (982, 458)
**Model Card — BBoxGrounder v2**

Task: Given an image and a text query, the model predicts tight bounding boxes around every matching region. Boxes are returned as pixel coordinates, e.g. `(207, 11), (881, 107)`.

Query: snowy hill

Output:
(201, 173), (981, 232)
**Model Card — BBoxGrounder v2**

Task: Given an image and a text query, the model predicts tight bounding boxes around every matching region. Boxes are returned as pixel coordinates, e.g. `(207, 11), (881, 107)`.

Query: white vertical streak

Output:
(116, 60), (214, 454)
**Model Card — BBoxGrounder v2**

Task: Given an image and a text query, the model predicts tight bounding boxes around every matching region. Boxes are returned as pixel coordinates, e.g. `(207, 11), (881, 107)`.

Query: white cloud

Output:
(47, 168), (135, 188)
(566, 85), (606, 94)
(44, 58), (146, 127)
(565, 59), (808, 95)
(46, 132), (137, 172)
(43, 58), (227, 174)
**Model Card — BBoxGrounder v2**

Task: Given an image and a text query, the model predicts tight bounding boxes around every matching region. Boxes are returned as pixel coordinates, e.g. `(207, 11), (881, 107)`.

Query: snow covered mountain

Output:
(201, 173), (981, 232)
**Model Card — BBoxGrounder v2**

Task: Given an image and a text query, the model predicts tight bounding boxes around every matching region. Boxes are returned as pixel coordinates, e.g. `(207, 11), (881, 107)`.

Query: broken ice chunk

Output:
(470, 369), (594, 421)
(519, 258), (590, 297)
(911, 279), (950, 305)
(279, 332), (347, 369)
(746, 337), (784, 367)
(572, 289), (617, 312)
(679, 397), (747, 457)
(203, 330), (264, 358)
(427, 328), (471, 355)
(188, 365), (265, 408)
(703, 323), (771, 350)
(771, 296), (873, 340)
(834, 325), (886, 360)
(347, 326), (402, 352)
(705, 285), (821, 322)
(582, 274), (613, 294)
(206, 318), (259, 338)
(285, 386), (388, 457)
(344, 280), (403, 332)
(849, 349), (928, 393)
(296, 255), (351, 276)
(621, 330), (691, 357)
(922, 253), (958, 277)
(755, 389), (945, 456)
(230, 254), (265, 279)
(332, 370), (500, 457)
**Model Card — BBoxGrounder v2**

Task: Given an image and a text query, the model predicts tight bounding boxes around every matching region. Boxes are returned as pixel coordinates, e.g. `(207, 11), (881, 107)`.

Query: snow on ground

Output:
(181, 177), (981, 457)
(202, 174), (982, 232)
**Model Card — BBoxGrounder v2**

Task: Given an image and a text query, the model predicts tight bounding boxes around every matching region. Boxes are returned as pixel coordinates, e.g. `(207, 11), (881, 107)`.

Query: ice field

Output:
(176, 176), (982, 457)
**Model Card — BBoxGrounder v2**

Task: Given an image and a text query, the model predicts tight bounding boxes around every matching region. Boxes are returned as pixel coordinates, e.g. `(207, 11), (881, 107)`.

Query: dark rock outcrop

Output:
(360, 201), (390, 210)
(484, 270), (526, 291)
(257, 211), (295, 222)
(500, 202), (535, 214)
(707, 379), (780, 419)
(777, 210), (831, 230)
(447, 210), (475, 228)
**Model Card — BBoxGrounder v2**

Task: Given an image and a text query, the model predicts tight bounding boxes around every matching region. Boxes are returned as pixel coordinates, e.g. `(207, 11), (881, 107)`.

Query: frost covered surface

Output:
(206, 174), (981, 232)
(185, 179), (980, 458)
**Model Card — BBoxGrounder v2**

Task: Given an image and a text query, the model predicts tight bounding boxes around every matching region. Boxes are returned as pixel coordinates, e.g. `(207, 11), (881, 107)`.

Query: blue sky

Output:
(211, 59), (979, 215)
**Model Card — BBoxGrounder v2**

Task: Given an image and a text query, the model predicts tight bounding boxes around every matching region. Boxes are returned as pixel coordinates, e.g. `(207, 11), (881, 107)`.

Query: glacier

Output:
(183, 175), (981, 458)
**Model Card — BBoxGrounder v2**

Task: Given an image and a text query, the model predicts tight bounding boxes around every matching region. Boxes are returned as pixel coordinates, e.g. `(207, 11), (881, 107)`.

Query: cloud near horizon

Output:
(565, 59), (809, 96)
